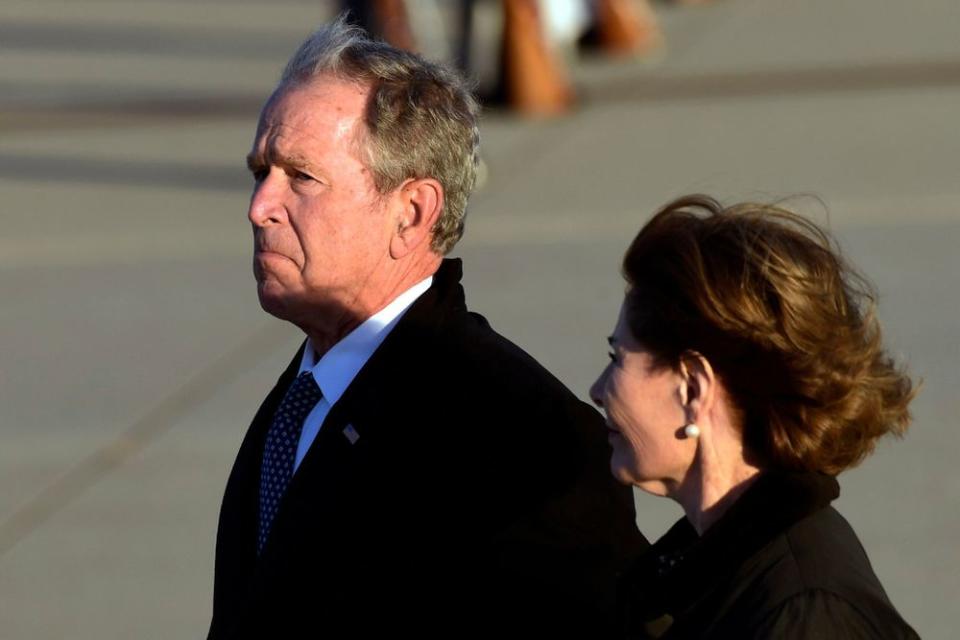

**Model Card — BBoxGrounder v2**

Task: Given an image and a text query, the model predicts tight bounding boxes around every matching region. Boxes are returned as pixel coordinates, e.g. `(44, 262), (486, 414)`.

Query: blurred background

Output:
(1, 0), (958, 637)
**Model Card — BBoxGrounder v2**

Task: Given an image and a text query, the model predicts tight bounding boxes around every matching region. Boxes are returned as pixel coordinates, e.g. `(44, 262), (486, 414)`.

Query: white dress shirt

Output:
(292, 276), (432, 471)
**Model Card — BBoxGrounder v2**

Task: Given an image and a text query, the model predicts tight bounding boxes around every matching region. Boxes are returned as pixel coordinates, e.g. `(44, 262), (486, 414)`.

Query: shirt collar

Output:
(297, 275), (433, 405)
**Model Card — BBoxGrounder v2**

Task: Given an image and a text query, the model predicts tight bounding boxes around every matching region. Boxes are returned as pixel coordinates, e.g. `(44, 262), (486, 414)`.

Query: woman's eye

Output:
(608, 351), (617, 363)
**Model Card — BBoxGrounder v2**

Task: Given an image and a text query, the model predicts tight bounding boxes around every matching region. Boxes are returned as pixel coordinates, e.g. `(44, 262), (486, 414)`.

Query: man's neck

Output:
(304, 255), (440, 358)
(306, 315), (363, 359)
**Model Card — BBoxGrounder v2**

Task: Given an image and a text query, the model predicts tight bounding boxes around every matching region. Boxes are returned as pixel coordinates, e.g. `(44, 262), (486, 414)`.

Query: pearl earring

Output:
(684, 423), (700, 439)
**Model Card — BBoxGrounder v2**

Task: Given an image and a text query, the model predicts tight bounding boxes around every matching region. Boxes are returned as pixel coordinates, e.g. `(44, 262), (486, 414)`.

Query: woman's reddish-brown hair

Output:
(622, 195), (915, 475)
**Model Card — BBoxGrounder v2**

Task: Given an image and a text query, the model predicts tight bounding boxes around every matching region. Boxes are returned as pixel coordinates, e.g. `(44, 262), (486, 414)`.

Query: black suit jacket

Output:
(209, 259), (647, 638)
(619, 471), (918, 639)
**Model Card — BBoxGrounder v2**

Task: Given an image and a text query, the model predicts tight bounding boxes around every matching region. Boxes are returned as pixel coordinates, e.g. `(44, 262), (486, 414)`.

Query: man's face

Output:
(246, 77), (395, 325)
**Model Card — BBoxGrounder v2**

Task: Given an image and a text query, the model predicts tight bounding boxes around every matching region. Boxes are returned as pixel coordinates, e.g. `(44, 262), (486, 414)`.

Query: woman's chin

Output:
(633, 480), (671, 498)
(609, 459), (672, 497)
(609, 456), (643, 487)
(609, 463), (636, 487)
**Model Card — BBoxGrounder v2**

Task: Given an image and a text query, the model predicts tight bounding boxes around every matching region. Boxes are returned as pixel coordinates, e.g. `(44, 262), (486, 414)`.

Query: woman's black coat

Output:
(619, 471), (919, 639)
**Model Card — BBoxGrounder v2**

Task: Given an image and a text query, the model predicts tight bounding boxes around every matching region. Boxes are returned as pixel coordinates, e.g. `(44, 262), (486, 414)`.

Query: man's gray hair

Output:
(279, 15), (480, 255)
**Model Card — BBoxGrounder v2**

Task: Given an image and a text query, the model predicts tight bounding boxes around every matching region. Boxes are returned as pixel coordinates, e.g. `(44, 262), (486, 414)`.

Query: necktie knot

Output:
(287, 371), (322, 406)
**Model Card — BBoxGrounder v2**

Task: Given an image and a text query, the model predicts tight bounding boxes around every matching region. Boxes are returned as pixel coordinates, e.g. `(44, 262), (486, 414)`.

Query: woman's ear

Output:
(679, 351), (715, 423)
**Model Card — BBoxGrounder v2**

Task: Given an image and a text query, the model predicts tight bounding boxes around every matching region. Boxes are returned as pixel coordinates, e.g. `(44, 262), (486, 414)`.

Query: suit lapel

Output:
(280, 303), (432, 502)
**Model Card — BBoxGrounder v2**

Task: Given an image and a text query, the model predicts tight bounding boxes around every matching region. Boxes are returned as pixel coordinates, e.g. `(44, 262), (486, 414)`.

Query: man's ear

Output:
(389, 178), (444, 259)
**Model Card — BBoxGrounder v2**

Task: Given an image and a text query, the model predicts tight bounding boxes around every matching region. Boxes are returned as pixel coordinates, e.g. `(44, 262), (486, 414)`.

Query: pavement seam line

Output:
(0, 322), (291, 559)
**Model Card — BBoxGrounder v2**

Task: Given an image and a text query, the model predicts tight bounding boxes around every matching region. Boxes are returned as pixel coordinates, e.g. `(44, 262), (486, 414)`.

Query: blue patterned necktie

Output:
(258, 370), (323, 554)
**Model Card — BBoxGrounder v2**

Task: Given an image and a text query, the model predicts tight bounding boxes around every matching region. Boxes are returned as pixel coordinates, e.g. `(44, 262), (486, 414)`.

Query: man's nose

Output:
(248, 170), (286, 227)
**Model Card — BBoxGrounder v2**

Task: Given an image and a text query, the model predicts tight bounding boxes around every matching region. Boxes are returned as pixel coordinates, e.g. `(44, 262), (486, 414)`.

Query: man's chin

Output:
(256, 285), (295, 321)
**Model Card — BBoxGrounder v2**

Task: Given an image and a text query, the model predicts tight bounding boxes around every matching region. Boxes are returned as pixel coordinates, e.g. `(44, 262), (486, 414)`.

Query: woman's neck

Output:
(675, 432), (762, 535)
(683, 468), (761, 535)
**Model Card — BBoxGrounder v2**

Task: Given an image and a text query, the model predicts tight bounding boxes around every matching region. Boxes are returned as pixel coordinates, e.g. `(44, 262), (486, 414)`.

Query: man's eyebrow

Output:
(282, 153), (319, 172)
(245, 150), (318, 173)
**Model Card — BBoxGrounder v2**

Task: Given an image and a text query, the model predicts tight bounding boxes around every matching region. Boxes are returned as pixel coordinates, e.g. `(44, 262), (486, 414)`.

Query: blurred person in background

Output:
(208, 16), (644, 638)
(342, 0), (663, 116)
(590, 195), (919, 639)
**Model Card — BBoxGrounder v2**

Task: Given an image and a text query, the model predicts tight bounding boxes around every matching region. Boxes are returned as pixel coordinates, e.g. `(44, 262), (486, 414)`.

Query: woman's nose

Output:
(589, 369), (607, 408)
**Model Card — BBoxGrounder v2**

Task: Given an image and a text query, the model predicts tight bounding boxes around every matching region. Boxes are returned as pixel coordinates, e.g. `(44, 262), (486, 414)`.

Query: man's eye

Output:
(251, 168), (268, 182)
(292, 170), (315, 183)
(608, 351), (617, 363)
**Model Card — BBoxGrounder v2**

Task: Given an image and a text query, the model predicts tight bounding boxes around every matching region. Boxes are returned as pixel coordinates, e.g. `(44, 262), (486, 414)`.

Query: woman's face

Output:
(589, 303), (694, 496)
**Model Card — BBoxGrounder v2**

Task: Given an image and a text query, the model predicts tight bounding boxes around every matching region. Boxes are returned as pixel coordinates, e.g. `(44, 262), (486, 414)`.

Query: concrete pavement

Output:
(1, 0), (958, 637)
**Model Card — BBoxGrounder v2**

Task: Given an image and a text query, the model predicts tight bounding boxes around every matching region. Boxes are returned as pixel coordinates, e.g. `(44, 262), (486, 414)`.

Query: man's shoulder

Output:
(372, 266), (606, 446)
(408, 260), (584, 399)
(432, 307), (585, 405)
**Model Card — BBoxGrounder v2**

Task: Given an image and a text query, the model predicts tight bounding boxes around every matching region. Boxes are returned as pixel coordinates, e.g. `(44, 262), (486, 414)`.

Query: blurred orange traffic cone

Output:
(595, 0), (663, 56)
(502, 0), (574, 116)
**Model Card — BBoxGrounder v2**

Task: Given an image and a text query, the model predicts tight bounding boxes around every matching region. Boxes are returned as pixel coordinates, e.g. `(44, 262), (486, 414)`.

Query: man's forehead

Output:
(260, 78), (369, 124)
(253, 79), (369, 151)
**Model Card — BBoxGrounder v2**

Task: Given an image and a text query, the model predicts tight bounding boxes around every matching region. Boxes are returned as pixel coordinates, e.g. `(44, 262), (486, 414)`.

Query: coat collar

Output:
(274, 258), (468, 483)
(620, 471), (839, 637)
(257, 257), (466, 437)
(320, 257), (466, 415)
